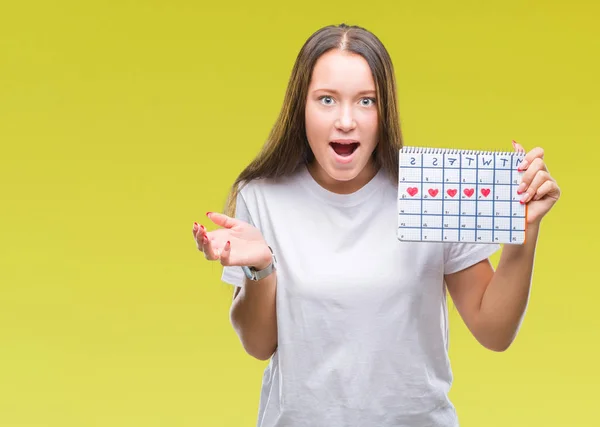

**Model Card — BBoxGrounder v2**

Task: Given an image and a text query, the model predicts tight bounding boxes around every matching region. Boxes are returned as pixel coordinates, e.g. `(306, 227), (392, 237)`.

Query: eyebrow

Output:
(312, 88), (377, 96)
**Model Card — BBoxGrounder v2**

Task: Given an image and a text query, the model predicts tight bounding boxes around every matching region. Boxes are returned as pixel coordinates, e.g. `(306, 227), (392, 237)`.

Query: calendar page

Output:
(397, 147), (527, 244)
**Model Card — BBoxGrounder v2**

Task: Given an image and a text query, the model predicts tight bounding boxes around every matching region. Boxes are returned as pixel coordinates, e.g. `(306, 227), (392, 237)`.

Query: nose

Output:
(334, 105), (356, 131)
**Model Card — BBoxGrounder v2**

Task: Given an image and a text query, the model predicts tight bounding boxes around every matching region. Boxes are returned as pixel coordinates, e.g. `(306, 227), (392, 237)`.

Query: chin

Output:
(308, 143), (376, 184)
(324, 165), (361, 181)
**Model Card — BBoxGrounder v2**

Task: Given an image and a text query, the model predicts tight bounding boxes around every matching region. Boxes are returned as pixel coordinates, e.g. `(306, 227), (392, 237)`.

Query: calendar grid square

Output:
(458, 156), (462, 241)
(442, 153), (445, 241)
(492, 156), (496, 242)
(510, 159), (514, 242)
(420, 154), (423, 241)
(475, 157), (479, 242)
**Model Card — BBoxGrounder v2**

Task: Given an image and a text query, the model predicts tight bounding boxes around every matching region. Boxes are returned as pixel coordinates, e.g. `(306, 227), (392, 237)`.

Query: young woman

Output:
(192, 23), (560, 427)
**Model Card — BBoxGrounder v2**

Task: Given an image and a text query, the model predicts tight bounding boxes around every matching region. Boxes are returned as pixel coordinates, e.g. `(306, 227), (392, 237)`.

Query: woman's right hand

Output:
(192, 212), (273, 270)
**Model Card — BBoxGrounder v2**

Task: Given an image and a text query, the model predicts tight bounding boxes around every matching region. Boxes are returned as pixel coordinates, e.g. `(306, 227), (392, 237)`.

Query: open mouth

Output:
(330, 142), (360, 157)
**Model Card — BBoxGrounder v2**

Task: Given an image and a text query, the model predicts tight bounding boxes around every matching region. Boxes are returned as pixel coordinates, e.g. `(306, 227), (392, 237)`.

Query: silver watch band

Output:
(242, 246), (277, 281)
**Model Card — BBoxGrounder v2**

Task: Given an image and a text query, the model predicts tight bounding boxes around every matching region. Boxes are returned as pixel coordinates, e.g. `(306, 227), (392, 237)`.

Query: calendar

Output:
(398, 147), (527, 244)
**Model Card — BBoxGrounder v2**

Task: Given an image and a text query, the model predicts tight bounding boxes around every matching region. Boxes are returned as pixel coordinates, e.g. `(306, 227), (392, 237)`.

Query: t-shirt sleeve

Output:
(443, 242), (501, 275)
(220, 187), (253, 287)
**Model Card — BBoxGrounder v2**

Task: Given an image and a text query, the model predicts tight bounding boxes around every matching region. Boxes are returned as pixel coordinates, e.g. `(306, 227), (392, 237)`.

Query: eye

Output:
(361, 97), (376, 106)
(318, 96), (334, 105)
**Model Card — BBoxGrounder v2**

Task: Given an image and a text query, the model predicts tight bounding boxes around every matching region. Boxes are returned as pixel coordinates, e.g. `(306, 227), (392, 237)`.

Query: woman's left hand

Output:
(512, 140), (561, 225)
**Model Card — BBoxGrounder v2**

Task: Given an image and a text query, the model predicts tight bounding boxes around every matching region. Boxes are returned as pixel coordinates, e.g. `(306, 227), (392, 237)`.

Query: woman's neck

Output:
(307, 160), (379, 194)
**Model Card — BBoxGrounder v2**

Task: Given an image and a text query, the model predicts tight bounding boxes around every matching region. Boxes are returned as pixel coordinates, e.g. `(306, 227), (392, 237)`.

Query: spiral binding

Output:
(400, 146), (523, 156)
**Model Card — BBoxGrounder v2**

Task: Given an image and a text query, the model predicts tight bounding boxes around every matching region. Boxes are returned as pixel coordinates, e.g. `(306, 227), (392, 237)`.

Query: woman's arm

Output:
(230, 268), (278, 361)
(445, 143), (560, 351)
(445, 224), (539, 351)
(195, 210), (278, 361)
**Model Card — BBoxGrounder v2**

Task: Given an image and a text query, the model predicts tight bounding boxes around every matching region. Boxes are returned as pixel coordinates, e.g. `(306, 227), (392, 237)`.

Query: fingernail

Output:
(520, 193), (529, 204)
(200, 225), (206, 232)
(194, 222), (198, 228)
(225, 241), (230, 250)
(512, 140), (518, 149)
(518, 160), (528, 171)
(206, 212), (212, 217)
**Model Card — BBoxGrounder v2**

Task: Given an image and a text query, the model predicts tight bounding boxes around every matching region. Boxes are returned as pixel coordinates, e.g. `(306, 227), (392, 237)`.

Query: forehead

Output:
(309, 49), (375, 91)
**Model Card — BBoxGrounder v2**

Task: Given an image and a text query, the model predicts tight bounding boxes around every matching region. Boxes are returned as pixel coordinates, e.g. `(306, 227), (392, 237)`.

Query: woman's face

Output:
(305, 49), (379, 193)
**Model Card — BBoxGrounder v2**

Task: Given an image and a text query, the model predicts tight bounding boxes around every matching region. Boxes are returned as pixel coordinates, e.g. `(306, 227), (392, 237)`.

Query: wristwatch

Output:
(241, 246), (277, 281)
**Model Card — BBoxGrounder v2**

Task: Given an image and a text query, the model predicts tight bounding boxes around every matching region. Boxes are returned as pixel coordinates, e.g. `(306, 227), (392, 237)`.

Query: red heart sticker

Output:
(447, 189), (457, 197)
(481, 188), (491, 197)
(407, 187), (418, 197)
(428, 188), (439, 197)
(463, 188), (475, 197)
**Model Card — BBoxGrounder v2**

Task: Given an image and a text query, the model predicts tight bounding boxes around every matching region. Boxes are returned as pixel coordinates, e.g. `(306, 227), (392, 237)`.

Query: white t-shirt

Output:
(221, 164), (500, 427)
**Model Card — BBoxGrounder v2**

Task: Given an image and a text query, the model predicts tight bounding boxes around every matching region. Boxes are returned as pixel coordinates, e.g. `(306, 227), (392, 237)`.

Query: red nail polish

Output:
(225, 241), (230, 248)
(206, 212), (212, 216)
(194, 222), (198, 227)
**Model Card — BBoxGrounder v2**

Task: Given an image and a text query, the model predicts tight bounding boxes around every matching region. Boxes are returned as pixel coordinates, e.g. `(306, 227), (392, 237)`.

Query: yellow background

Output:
(1, 0), (598, 425)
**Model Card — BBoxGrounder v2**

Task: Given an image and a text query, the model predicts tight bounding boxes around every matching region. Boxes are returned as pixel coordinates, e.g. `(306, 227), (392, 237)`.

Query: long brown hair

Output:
(223, 23), (403, 216)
